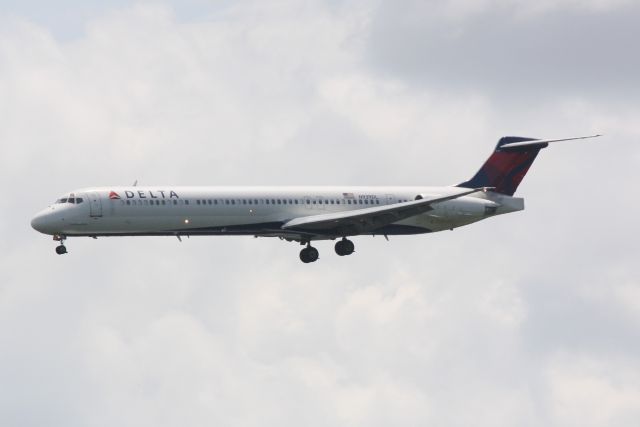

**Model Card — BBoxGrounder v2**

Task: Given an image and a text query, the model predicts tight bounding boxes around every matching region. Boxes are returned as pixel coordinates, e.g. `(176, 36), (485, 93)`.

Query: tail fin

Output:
(457, 136), (546, 196)
(457, 134), (600, 195)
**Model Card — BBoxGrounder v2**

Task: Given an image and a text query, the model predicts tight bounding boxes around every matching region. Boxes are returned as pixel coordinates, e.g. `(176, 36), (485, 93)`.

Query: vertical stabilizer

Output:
(457, 136), (548, 196)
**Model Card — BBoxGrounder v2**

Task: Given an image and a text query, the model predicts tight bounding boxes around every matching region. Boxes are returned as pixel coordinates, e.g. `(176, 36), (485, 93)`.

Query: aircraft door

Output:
(88, 192), (103, 217)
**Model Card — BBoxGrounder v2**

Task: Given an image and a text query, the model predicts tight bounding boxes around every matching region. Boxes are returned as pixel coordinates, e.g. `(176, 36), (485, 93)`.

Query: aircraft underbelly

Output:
(64, 203), (487, 236)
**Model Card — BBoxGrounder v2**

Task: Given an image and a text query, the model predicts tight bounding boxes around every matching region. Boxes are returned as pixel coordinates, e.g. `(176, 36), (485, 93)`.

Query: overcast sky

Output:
(1, 1), (639, 426)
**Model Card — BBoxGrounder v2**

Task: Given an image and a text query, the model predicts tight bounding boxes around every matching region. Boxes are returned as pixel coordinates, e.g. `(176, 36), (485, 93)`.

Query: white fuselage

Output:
(31, 186), (524, 240)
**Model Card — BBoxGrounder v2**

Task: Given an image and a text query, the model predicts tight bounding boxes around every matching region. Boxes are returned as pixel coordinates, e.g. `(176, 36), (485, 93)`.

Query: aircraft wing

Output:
(281, 187), (488, 236)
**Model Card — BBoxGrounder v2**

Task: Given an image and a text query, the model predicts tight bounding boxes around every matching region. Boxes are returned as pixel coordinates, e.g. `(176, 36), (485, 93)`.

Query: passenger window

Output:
(266, 199), (270, 204)
(271, 199), (276, 204)
(254, 199), (259, 204)
(126, 200), (131, 205)
(76, 198), (83, 203)
(231, 200), (235, 205)
(185, 200), (189, 205)
(243, 200), (247, 204)
(68, 198), (75, 203)
(173, 200), (177, 205)
(306, 200), (310, 204)
(162, 200), (166, 205)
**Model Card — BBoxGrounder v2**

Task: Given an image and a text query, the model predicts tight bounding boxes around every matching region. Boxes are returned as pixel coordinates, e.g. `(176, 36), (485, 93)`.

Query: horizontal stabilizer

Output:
(500, 134), (601, 149)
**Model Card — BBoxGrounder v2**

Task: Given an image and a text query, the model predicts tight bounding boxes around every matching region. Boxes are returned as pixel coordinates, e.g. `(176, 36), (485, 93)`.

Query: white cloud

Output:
(1, 1), (639, 426)
(547, 354), (640, 427)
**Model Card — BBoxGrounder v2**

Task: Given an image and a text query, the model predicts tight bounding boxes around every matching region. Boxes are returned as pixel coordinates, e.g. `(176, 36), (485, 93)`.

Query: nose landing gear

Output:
(54, 235), (67, 255)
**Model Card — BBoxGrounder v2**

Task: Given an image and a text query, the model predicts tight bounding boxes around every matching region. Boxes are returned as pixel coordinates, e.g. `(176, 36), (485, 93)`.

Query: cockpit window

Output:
(55, 196), (84, 204)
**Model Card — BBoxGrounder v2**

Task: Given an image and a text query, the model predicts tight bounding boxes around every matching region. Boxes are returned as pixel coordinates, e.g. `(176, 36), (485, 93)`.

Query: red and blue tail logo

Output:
(458, 137), (547, 196)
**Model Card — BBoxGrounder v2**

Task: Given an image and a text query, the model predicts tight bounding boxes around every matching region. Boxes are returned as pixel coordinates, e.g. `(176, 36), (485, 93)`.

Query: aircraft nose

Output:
(31, 211), (55, 234)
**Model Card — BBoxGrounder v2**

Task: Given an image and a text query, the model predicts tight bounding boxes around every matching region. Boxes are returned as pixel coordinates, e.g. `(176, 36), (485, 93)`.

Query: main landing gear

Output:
(298, 238), (356, 263)
(54, 235), (67, 255)
(334, 238), (355, 256)
(299, 244), (319, 263)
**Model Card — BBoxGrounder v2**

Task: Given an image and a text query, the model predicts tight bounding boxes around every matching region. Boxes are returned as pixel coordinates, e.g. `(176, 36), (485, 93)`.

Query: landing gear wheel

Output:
(334, 238), (355, 256)
(55, 245), (67, 255)
(299, 246), (319, 263)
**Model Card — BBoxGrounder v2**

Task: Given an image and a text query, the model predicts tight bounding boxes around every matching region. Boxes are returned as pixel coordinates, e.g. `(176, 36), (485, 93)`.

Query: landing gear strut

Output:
(299, 244), (319, 263)
(54, 235), (67, 255)
(334, 238), (355, 256)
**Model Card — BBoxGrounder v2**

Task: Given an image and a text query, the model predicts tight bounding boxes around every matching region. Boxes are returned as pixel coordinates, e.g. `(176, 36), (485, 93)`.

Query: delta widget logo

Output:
(109, 191), (121, 200)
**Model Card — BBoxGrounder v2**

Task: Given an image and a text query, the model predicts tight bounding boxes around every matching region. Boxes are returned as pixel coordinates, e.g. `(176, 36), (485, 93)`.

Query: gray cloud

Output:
(368, 1), (640, 103)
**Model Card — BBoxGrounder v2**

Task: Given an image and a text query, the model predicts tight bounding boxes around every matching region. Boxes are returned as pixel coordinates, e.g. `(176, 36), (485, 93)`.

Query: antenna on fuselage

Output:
(133, 180), (138, 186)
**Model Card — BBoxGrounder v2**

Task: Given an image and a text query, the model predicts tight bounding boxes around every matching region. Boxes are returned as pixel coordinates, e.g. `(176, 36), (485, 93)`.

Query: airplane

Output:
(31, 135), (599, 263)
